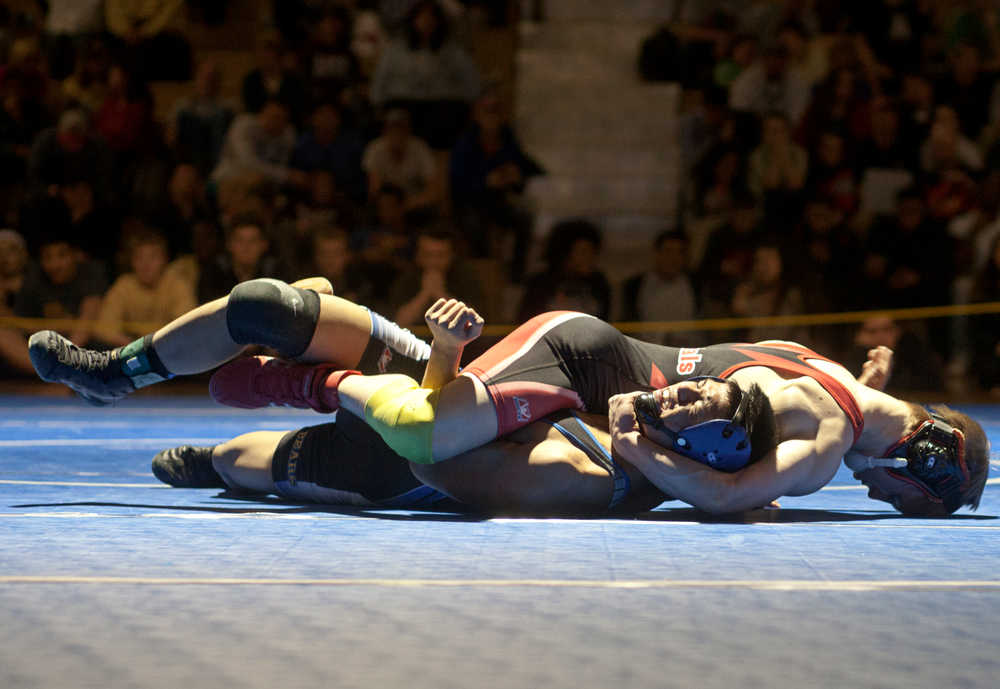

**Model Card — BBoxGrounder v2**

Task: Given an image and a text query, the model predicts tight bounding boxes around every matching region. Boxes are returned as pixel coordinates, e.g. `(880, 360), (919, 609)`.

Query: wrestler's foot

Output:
(859, 346), (894, 391)
(209, 356), (357, 412)
(28, 330), (135, 406)
(152, 445), (227, 488)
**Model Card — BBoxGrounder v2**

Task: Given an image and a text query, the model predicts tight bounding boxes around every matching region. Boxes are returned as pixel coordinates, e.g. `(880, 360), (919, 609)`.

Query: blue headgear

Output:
(632, 376), (751, 472)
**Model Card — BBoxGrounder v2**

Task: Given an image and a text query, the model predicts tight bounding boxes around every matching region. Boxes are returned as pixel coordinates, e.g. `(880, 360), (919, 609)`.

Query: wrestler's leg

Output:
(211, 431), (285, 493)
(337, 372), (499, 462)
(410, 434), (613, 515)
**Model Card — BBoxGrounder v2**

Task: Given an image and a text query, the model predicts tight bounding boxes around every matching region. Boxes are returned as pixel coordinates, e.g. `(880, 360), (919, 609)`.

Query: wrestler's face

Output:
(854, 467), (949, 517)
(639, 378), (736, 443)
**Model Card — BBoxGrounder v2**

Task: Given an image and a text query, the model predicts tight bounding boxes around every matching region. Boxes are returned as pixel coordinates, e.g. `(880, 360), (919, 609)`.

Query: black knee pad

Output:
(226, 279), (322, 358)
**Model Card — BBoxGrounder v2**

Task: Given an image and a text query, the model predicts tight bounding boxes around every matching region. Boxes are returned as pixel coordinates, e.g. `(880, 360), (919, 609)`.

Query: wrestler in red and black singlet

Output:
(462, 311), (864, 440)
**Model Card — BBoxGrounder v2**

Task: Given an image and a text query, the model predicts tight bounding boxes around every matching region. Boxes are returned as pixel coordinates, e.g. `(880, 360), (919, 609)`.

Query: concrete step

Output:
(526, 174), (679, 217)
(529, 147), (680, 178)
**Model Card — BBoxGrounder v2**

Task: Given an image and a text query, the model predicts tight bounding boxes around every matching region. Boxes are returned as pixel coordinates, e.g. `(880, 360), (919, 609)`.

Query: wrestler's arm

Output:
(608, 394), (847, 514)
(420, 298), (483, 390)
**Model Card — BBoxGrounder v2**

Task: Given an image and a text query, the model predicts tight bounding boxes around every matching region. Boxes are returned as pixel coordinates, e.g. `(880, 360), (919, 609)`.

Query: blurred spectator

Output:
(806, 129), (859, 215)
(621, 230), (697, 345)
(28, 108), (113, 201)
(970, 234), (1000, 395)
(104, 0), (192, 81)
(43, 0), (105, 80)
(450, 86), (542, 281)
(934, 41), (997, 141)
(370, 0), (481, 150)
(518, 219), (611, 322)
(690, 143), (747, 219)
(898, 71), (935, 154)
(56, 177), (121, 267)
(152, 163), (213, 259)
(851, 0), (930, 75)
(793, 196), (863, 312)
(61, 37), (111, 114)
(855, 96), (913, 172)
(290, 101), (366, 203)
(2, 37), (59, 126)
(919, 105), (983, 174)
(849, 316), (944, 392)
(242, 32), (306, 123)
(197, 213), (281, 302)
(730, 242), (806, 343)
(696, 193), (761, 317)
(678, 85), (735, 180)
(748, 112), (807, 221)
(163, 219), (222, 290)
(14, 235), (106, 346)
(305, 5), (361, 107)
(93, 64), (156, 161)
(796, 67), (869, 150)
(863, 186), (953, 309)
(350, 184), (411, 313)
(0, 67), (42, 197)
(712, 33), (757, 89)
(389, 225), (485, 326)
(351, 9), (387, 80)
(729, 43), (811, 127)
(212, 100), (305, 188)
(0, 229), (33, 375)
(96, 230), (196, 346)
(307, 225), (375, 306)
(168, 59), (236, 177)
(362, 108), (442, 217)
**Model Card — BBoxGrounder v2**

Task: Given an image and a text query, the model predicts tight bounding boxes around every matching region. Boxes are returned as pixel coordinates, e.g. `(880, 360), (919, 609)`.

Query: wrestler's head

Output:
(855, 404), (989, 516)
(637, 379), (777, 468)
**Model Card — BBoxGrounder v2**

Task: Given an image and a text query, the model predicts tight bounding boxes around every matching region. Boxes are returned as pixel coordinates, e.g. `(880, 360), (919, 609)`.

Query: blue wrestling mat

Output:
(1, 394), (998, 689)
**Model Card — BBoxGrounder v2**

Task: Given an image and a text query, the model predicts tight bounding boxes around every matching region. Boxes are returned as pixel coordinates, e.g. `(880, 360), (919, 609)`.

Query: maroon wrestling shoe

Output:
(209, 356), (357, 413)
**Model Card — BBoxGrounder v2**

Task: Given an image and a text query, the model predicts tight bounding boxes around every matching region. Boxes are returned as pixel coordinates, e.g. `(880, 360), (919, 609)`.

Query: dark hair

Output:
(654, 229), (687, 250)
(228, 211), (266, 236)
(730, 382), (777, 465)
(930, 405), (990, 512)
(406, 0), (449, 51)
(377, 183), (406, 202)
(544, 219), (603, 269)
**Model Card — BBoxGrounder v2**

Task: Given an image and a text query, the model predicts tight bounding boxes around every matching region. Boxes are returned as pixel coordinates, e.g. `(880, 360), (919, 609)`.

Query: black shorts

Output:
(461, 311), (681, 436)
(271, 411), (460, 508)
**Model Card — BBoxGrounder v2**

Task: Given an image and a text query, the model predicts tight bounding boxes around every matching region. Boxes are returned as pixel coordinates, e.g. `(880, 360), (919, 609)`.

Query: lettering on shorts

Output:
(677, 348), (703, 376)
(287, 429), (307, 486)
(377, 346), (393, 374)
(514, 396), (532, 423)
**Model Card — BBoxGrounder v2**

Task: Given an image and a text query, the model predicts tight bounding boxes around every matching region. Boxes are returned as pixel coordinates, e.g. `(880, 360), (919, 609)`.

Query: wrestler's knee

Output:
(226, 278), (321, 358)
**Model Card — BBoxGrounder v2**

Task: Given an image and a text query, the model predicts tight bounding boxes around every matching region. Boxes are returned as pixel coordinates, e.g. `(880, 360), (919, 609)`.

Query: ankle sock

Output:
(118, 334), (174, 388)
(367, 309), (431, 362)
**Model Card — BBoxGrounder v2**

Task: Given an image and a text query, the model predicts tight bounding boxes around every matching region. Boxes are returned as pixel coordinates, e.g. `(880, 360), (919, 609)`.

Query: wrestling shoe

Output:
(28, 330), (136, 406)
(209, 355), (357, 412)
(152, 445), (227, 488)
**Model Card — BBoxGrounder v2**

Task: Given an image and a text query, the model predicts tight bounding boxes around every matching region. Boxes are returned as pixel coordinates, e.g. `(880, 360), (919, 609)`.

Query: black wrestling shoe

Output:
(152, 446), (227, 488)
(28, 330), (136, 406)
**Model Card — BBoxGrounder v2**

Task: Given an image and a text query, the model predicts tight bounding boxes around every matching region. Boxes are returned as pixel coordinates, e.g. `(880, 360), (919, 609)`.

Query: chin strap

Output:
(843, 451), (908, 472)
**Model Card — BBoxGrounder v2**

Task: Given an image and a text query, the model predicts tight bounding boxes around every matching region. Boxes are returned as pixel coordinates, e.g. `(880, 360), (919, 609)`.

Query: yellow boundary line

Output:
(5, 301), (1000, 337)
(0, 576), (999, 591)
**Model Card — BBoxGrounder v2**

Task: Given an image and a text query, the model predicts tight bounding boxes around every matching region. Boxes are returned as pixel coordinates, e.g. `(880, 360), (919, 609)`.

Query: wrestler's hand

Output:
(425, 298), (483, 350)
(607, 391), (645, 455)
(858, 345), (893, 391)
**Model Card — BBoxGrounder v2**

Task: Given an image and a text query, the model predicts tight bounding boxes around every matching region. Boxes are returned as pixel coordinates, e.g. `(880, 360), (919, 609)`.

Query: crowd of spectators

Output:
(636, 0), (1000, 395)
(2, 0), (1000, 398)
(0, 0), (539, 379)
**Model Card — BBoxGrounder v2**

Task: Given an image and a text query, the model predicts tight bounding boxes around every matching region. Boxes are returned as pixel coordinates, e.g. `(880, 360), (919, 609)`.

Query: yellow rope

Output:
(3, 301), (1000, 339)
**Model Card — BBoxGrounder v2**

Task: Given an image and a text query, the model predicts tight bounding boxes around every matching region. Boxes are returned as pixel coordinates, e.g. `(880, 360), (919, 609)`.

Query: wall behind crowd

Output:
(0, 0), (999, 397)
